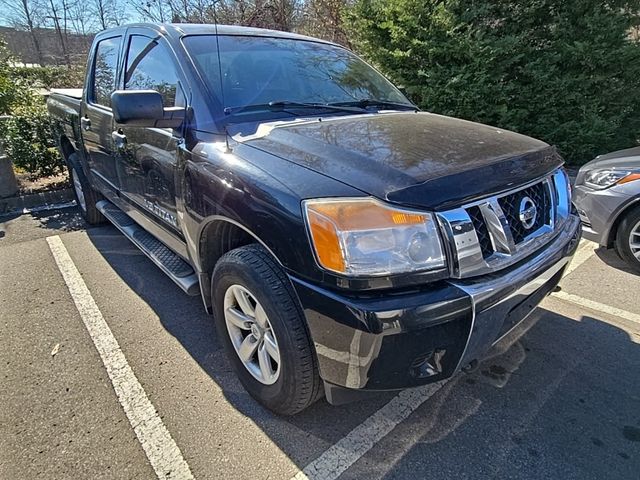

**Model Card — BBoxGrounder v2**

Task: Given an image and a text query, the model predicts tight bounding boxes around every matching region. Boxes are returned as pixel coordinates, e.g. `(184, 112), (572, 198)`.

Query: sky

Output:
(0, 1), (145, 31)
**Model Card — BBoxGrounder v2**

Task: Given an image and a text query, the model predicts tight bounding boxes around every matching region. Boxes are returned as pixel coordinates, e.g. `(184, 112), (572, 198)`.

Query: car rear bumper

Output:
(289, 214), (581, 397)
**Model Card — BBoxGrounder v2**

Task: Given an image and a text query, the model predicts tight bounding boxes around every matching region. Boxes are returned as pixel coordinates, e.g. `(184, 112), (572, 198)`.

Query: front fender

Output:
(180, 141), (361, 281)
(606, 195), (640, 247)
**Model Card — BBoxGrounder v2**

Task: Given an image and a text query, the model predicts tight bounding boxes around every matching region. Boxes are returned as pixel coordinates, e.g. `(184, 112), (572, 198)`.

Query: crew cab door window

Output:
(124, 36), (182, 107)
(84, 35), (122, 193)
(92, 36), (121, 107)
(117, 34), (183, 235)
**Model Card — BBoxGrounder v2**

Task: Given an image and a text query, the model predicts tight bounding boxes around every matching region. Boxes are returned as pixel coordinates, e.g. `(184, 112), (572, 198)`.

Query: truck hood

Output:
(239, 112), (563, 210)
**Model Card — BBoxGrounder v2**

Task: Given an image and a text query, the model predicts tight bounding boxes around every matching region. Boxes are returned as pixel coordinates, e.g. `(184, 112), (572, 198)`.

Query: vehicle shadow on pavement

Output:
(594, 246), (640, 277)
(340, 307), (640, 480)
(86, 226), (640, 479)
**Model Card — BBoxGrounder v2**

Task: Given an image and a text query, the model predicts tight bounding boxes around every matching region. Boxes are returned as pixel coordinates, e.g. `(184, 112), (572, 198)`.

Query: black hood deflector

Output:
(387, 147), (562, 210)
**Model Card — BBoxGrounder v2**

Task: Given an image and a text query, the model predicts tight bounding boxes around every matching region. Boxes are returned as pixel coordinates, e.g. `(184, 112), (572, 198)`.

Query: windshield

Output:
(182, 35), (413, 116)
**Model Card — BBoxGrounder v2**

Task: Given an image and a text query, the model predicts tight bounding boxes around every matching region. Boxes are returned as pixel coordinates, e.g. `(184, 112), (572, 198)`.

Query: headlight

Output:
(303, 198), (446, 276)
(584, 169), (640, 190)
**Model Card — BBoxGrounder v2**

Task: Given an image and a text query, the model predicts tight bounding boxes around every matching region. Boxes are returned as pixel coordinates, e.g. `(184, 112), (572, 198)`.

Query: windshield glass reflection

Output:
(183, 35), (412, 116)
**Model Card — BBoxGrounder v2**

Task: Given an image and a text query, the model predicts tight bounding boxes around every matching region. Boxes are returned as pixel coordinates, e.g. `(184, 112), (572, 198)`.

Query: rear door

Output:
(114, 32), (186, 235)
(81, 35), (122, 194)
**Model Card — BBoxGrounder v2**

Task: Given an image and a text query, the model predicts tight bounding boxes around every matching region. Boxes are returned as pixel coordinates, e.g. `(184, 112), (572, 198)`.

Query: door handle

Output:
(80, 116), (91, 131)
(112, 130), (127, 150)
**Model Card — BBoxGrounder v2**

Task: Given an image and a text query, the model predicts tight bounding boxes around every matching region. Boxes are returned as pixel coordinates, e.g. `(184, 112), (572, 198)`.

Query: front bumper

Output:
(290, 214), (581, 396)
(572, 184), (632, 245)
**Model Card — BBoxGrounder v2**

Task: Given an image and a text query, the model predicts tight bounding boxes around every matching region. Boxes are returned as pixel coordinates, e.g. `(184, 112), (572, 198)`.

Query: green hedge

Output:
(10, 64), (85, 90)
(0, 39), (68, 178)
(348, 0), (640, 165)
(0, 40), (21, 116)
(1, 93), (64, 177)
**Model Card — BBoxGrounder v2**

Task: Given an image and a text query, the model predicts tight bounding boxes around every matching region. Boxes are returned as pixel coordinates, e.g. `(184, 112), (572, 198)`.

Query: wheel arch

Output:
(195, 216), (287, 312)
(58, 134), (90, 177)
(58, 134), (76, 161)
(606, 196), (640, 248)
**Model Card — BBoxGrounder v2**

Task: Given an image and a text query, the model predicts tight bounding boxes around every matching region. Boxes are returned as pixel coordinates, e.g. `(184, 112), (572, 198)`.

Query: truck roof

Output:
(104, 23), (339, 47)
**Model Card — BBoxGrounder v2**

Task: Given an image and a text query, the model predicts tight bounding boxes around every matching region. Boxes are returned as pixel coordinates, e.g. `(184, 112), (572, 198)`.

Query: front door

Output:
(81, 35), (122, 194)
(114, 33), (186, 235)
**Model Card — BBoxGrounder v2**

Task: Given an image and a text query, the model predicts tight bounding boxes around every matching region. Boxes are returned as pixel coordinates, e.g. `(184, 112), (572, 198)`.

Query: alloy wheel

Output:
(71, 168), (87, 212)
(630, 219), (640, 260)
(223, 284), (281, 385)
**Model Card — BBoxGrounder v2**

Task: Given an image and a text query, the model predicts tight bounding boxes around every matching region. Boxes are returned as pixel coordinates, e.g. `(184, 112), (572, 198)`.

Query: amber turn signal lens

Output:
(306, 199), (425, 230)
(306, 208), (346, 273)
(617, 173), (640, 185)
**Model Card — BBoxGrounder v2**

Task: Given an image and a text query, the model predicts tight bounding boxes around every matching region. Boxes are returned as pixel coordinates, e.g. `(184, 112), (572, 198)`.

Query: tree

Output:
(131, 0), (171, 22)
(46, 0), (71, 66)
(301, 0), (352, 46)
(91, 0), (126, 29)
(348, 0), (640, 164)
(0, 0), (45, 65)
(128, 0), (305, 31)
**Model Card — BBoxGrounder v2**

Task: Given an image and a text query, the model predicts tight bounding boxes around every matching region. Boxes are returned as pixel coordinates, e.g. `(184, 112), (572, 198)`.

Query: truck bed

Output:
(47, 90), (83, 153)
(50, 88), (83, 99)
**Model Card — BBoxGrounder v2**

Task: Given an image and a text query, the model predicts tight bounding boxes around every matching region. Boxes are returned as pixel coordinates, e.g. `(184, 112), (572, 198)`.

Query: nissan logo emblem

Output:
(519, 196), (538, 229)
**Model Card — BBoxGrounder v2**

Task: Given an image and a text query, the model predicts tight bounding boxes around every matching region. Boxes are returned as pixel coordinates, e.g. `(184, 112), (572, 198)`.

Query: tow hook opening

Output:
(462, 359), (479, 373)
(410, 349), (446, 378)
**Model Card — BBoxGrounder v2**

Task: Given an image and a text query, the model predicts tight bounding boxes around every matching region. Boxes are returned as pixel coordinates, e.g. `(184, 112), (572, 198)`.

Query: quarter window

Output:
(92, 36), (121, 107)
(125, 36), (180, 107)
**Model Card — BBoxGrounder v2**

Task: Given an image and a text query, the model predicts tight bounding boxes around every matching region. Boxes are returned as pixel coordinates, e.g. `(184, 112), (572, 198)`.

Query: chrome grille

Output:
(496, 181), (551, 244)
(437, 169), (572, 278)
(467, 205), (493, 258)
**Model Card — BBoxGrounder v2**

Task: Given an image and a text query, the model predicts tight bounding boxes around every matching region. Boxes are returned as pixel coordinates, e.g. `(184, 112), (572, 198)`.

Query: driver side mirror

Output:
(111, 90), (185, 128)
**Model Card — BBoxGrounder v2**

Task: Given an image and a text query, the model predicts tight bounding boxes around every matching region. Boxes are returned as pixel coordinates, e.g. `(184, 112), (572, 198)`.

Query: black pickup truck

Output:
(48, 23), (581, 415)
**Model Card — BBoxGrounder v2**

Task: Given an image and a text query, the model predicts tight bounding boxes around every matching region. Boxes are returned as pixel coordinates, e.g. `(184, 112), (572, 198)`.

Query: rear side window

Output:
(125, 36), (180, 107)
(92, 36), (121, 107)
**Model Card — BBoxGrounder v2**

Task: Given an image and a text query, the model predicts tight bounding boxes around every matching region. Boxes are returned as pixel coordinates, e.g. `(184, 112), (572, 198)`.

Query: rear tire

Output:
(67, 154), (105, 225)
(211, 244), (322, 415)
(615, 206), (640, 273)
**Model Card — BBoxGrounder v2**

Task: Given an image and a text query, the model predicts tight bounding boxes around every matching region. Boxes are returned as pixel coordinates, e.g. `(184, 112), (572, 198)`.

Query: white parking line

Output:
(291, 240), (602, 480)
(46, 235), (194, 480)
(291, 382), (445, 480)
(552, 290), (640, 324)
(292, 239), (626, 480)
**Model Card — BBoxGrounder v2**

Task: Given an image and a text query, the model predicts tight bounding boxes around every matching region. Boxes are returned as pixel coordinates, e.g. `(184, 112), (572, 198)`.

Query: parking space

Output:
(1, 207), (639, 480)
(559, 247), (640, 317)
(0, 232), (153, 479)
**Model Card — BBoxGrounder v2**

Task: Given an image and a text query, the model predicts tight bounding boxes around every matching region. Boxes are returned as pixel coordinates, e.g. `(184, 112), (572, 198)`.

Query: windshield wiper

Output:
(224, 101), (367, 115)
(330, 99), (418, 111)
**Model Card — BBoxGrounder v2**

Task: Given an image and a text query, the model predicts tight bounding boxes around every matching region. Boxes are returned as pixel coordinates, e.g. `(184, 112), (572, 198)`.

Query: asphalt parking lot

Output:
(1, 206), (639, 480)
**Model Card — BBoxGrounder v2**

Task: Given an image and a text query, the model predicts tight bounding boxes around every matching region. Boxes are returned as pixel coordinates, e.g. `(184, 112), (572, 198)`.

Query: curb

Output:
(0, 188), (75, 215)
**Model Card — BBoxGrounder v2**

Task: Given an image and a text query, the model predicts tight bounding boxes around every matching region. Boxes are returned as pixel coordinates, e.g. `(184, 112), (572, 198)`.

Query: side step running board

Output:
(96, 200), (200, 296)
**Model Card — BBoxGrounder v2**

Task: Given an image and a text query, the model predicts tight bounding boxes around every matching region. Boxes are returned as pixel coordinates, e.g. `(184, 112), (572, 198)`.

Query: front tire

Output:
(615, 206), (640, 273)
(67, 154), (105, 225)
(211, 244), (322, 415)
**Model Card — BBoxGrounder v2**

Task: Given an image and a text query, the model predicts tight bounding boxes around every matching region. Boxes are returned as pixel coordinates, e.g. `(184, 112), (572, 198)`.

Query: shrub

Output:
(10, 64), (85, 90)
(1, 92), (64, 177)
(0, 39), (25, 115)
(347, 0), (640, 164)
(0, 38), (67, 178)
